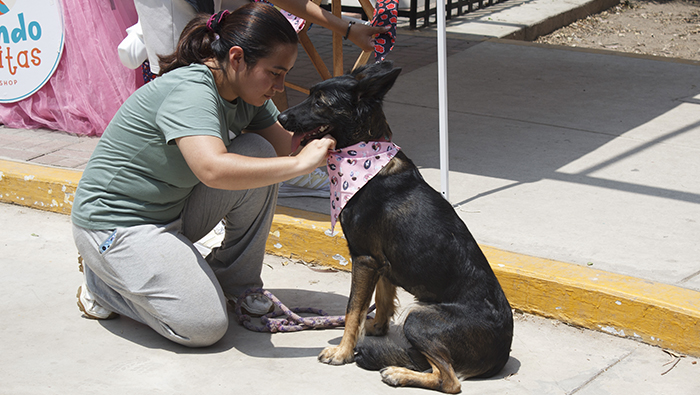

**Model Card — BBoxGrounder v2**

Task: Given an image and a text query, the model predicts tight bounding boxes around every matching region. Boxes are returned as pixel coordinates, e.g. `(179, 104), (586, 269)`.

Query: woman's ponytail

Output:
(158, 3), (298, 76)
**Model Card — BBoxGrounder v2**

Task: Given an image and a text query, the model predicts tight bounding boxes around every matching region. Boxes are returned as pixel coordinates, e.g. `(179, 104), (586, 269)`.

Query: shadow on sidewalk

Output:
(97, 288), (350, 356)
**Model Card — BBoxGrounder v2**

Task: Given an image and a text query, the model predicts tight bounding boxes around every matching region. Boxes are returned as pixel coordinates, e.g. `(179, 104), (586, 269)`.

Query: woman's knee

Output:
(165, 308), (229, 348)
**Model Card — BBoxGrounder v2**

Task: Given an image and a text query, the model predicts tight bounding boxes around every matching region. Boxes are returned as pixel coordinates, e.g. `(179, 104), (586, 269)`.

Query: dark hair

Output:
(158, 3), (298, 75)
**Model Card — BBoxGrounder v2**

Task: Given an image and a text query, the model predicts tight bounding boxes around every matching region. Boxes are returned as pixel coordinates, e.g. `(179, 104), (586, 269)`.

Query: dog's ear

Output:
(352, 61), (402, 101)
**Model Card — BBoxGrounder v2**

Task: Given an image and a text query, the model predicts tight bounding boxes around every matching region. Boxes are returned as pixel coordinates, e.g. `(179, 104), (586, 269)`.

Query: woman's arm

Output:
(175, 133), (335, 190)
(269, 0), (389, 52)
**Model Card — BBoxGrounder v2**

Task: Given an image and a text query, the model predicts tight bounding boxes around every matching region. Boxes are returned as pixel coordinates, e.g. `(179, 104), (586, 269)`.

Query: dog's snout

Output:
(277, 112), (293, 127)
(277, 112), (287, 125)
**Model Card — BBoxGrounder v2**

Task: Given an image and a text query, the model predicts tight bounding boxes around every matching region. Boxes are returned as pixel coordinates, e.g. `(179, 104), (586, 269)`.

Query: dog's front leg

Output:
(319, 256), (379, 365)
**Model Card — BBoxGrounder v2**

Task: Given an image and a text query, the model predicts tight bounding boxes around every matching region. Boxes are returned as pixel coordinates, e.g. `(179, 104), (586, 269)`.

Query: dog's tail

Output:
(354, 328), (431, 372)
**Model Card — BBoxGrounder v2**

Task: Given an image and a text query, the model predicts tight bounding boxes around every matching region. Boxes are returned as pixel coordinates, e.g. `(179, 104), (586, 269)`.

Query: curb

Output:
(396, 0), (622, 42)
(0, 159), (81, 214)
(2, 159), (699, 358)
(502, 0), (622, 41)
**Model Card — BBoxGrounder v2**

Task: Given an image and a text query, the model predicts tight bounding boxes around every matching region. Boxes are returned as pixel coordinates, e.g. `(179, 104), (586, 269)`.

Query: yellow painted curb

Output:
(482, 246), (700, 357)
(266, 206), (352, 271)
(0, 159), (81, 215)
(2, 158), (699, 357)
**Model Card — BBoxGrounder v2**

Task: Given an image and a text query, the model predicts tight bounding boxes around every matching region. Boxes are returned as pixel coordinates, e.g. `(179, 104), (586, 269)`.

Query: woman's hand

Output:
(296, 134), (336, 169)
(348, 23), (390, 53)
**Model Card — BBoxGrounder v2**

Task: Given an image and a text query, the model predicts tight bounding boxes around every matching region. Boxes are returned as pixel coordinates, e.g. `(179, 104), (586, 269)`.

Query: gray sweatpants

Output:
(72, 133), (278, 347)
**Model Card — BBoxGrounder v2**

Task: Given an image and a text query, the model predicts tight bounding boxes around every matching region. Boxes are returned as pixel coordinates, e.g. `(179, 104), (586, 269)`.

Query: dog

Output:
(278, 61), (513, 394)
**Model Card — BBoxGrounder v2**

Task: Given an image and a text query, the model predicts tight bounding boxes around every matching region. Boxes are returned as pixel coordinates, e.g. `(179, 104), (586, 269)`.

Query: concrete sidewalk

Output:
(1, 0), (700, 390)
(1, 203), (698, 394)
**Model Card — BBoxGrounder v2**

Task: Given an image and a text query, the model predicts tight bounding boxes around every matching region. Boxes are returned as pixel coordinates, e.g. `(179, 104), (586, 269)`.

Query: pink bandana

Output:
(327, 141), (400, 232)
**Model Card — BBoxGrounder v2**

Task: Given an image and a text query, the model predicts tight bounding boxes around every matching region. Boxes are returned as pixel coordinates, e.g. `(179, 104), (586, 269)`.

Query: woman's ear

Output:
(228, 46), (245, 71)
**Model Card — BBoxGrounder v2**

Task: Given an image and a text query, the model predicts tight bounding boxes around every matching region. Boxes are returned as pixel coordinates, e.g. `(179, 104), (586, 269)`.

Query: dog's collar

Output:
(326, 140), (400, 232)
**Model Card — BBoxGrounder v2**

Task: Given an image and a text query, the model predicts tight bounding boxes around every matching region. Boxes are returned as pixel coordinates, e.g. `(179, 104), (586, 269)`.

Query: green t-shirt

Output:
(72, 63), (280, 230)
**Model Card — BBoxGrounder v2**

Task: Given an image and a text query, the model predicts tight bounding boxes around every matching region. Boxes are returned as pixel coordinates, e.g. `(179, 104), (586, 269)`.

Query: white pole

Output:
(436, 0), (449, 201)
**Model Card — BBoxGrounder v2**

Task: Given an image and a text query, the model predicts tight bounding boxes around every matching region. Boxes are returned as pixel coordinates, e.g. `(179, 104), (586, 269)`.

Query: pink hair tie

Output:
(206, 10), (231, 33)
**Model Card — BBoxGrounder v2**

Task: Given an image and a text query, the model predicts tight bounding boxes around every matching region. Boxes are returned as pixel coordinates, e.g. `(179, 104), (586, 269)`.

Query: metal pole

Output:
(437, 0), (450, 201)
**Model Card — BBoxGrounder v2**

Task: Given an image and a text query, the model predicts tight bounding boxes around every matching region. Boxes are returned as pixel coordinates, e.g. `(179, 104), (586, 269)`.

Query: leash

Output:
(234, 288), (375, 333)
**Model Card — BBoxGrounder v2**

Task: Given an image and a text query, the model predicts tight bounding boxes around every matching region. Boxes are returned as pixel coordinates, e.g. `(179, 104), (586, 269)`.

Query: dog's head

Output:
(279, 60), (402, 150)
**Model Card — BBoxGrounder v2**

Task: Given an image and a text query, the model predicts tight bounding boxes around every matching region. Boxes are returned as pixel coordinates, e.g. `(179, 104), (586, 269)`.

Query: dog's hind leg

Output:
(365, 276), (396, 336)
(319, 256), (379, 365)
(380, 354), (462, 394)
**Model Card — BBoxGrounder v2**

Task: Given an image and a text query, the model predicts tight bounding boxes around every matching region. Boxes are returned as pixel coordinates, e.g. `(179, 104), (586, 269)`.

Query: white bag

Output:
(117, 21), (148, 69)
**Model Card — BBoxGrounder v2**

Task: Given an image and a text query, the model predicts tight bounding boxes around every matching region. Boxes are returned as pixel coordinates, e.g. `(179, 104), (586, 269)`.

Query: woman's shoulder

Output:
(160, 64), (213, 85)
(149, 64), (217, 100)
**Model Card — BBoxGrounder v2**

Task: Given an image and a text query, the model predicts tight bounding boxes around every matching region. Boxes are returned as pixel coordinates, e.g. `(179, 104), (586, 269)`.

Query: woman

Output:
(71, 3), (336, 347)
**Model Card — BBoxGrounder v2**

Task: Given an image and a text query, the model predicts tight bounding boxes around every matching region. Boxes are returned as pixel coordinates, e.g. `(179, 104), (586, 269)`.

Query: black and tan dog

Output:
(278, 61), (513, 394)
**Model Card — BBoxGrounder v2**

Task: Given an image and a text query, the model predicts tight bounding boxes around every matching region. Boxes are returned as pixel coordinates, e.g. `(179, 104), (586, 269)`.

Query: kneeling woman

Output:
(71, 3), (335, 347)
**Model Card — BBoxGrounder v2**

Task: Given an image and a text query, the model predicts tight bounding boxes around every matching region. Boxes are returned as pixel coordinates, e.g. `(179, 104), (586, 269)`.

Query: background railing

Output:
(322, 0), (510, 29)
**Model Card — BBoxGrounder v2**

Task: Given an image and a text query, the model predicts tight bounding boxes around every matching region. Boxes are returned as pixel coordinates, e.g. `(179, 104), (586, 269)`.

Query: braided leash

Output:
(234, 288), (375, 333)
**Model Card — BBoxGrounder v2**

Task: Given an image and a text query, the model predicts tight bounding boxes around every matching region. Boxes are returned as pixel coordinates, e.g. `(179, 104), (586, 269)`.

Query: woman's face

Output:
(235, 43), (298, 107)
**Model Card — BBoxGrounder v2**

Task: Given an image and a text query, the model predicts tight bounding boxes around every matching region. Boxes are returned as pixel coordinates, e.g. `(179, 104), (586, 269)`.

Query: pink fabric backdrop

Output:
(0, 0), (141, 137)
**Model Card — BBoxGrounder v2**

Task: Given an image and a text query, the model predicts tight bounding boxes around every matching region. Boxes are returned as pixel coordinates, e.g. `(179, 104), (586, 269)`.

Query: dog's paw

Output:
(381, 366), (462, 393)
(364, 317), (389, 336)
(380, 366), (406, 387)
(318, 345), (355, 365)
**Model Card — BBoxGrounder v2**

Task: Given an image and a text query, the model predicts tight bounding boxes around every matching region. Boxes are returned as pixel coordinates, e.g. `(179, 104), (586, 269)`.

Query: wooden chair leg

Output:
(352, 0), (376, 71)
(332, 0), (344, 76)
(283, 81), (310, 95)
(298, 29), (332, 80)
(353, 50), (373, 71)
(358, 0), (375, 18)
